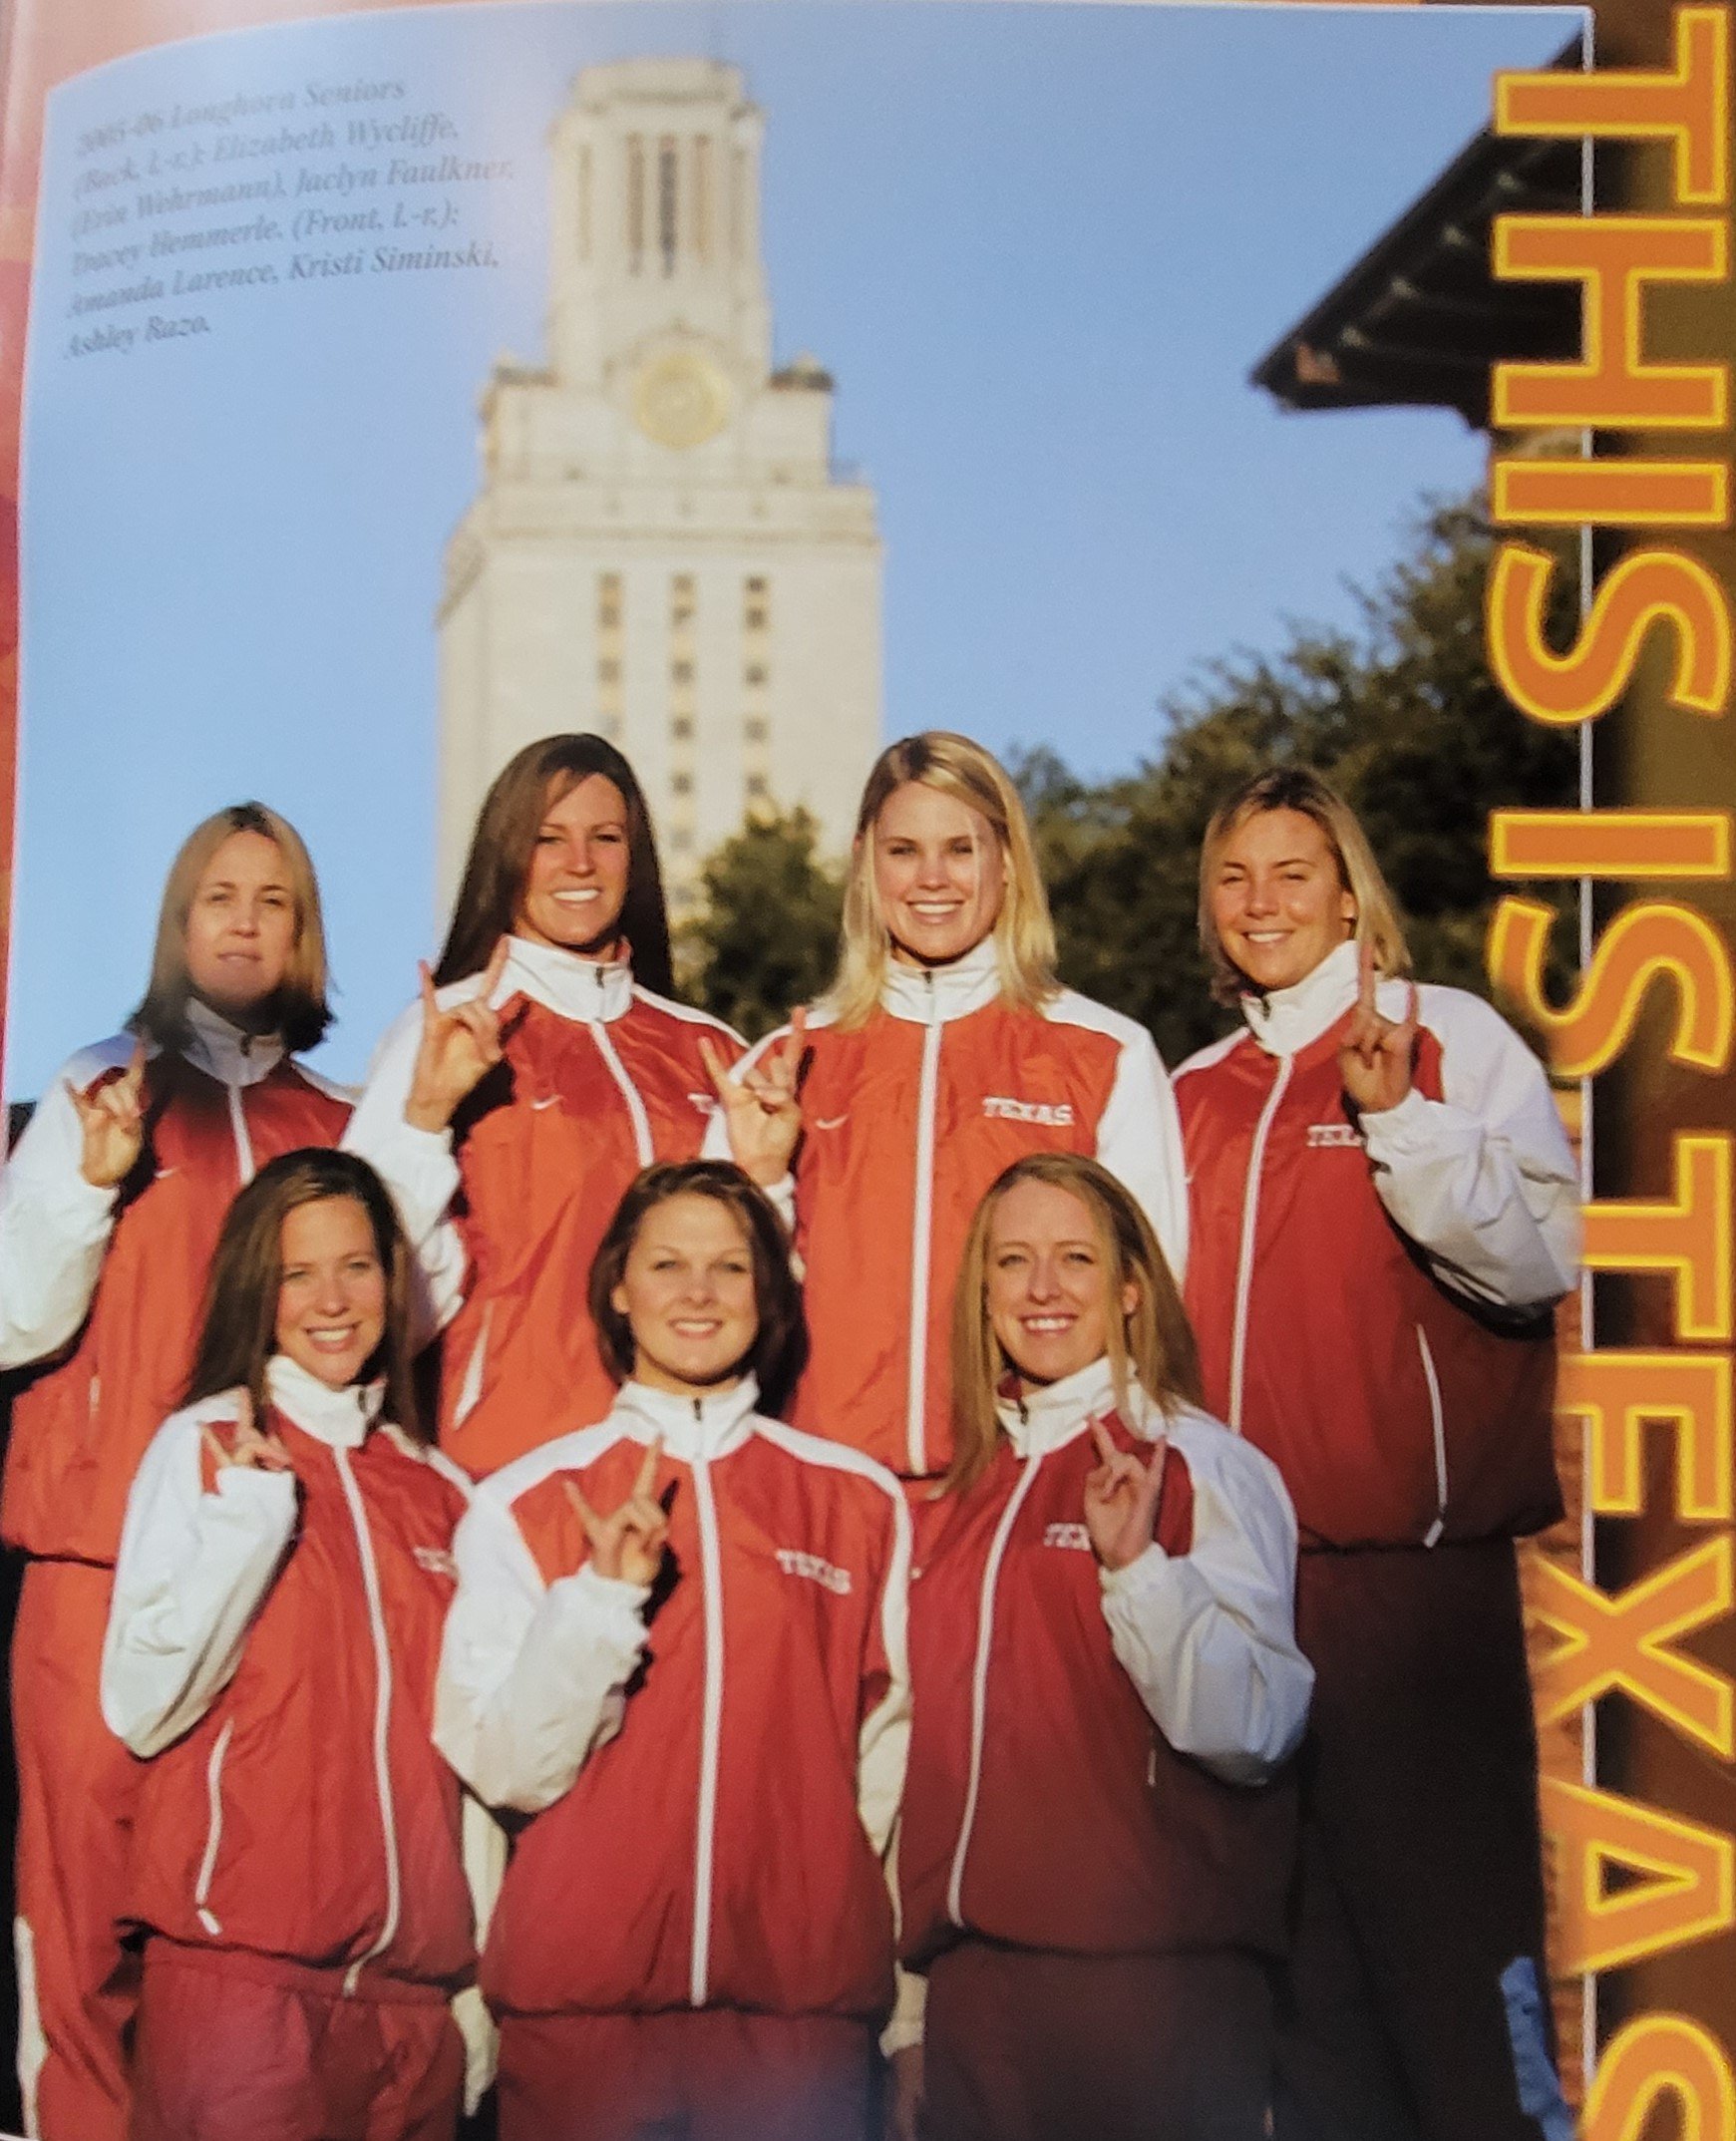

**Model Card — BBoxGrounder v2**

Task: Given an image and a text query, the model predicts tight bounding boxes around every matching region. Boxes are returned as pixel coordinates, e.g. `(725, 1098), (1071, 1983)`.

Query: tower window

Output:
(745, 663), (768, 687)
(672, 771), (693, 796)
(625, 137), (645, 271)
(745, 717), (767, 744)
(658, 136), (678, 275)
(672, 660), (694, 685)
(672, 716), (694, 741)
(747, 774), (769, 800)
(598, 658), (620, 684)
(693, 137), (711, 263)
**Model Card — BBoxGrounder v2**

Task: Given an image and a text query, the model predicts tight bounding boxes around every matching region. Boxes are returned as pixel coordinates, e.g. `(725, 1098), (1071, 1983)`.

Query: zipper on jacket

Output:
(946, 1455), (1041, 1928)
(333, 1446), (403, 1995)
(193, 1719), (235, 1935)
(592, 1018), (656, 1168)
(226, 1083), (257, 1186)
(1226, 1055), (1292, 1433)
(905, 975), (944, 1476)
(689, 1418), (726, 2007)
(1415, 1324), (1448, 1548)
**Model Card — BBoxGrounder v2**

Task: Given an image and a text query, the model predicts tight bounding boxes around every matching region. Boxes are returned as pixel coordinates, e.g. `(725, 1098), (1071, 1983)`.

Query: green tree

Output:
(1019, 495), (1579, 1065)
(679, 806), (845, 1041)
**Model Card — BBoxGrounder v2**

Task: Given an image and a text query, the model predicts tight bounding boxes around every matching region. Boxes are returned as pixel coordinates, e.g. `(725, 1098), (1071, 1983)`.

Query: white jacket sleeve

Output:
(0, 1047), (127, 1368)
(1359, 986), (1578, 1315)
(1099, 1416), (1312, 1787)
(342, 1001), (470, 1339)
(1096, 1027), (1189, 1287)
(100, 1410), (298, 1758)
(433, 1486), (651, 1815)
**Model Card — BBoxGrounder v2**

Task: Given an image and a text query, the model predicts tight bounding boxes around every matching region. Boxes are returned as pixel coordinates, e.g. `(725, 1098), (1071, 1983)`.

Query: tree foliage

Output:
(679, 806), (845, 1041)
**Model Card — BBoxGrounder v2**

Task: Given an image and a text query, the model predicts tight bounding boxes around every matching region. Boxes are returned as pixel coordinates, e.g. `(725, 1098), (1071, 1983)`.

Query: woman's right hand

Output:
(68, 1038), (147, 1189)
(405, 938), (510, 1134)
(201, 1388), (294, 1476)
(563, 1438), (669, 1587)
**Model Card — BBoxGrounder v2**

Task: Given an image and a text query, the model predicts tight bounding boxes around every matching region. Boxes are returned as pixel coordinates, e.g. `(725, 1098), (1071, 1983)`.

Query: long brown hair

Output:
(1199, 766), (1411, 1006)
(132, 803), (332, 1052)
(588, 1161), (808, 1415)
(183, 1149), (421, 1438)
(436, 735), (674, 996)
(825, 732), (1058, 1031)
(948, 1152), (1201, 1494)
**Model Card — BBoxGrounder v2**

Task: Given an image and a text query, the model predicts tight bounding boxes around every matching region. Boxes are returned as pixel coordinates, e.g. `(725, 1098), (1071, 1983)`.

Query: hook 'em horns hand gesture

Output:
(201, 1387), (295, 1478)
(701, 1005), (807, 1189)
(1083, 1417), (1170, 1575)
(563, 1437), (669, 1588)
(1336, 934), (1419, 1118)
(69, 1038), (148, 1191)
(405, 938), (511, 1136)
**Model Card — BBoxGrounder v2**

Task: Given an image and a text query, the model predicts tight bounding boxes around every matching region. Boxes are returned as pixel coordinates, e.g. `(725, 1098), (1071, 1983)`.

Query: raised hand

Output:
(564, 1437), (669, 1588)
(1337, 934), (1419, 1117)
(68, 1038), (148, 1190)
(405, 938), (510, 1134)
(1082, 1417), (1169, 1574)
(201, 1387), (294, 1477)
(702, 1006), (807, 1189)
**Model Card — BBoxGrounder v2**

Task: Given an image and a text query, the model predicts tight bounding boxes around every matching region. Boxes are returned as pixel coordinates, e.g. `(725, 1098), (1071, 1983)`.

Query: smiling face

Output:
(1209, 806), (1357, 995)
(869, 781), (1008, 968)
(611, 1192), (760, 1397)
(182, 830), (297, 1024)
(985, 1177), (1138, 1389)
(515, 774), (632, 957)
(273, 1195), (388, 1392)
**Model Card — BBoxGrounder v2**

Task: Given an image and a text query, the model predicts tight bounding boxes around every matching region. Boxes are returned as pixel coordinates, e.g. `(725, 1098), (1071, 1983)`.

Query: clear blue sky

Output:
(9, 0), (1580, 1095)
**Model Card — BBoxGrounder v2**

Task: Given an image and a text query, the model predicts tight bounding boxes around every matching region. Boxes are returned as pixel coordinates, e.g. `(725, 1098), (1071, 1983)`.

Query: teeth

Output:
(1023, 1316), (1073, 1331)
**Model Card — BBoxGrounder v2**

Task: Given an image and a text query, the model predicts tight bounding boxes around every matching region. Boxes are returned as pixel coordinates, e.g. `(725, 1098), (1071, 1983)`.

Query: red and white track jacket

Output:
(1174, 938), (1578, 1550)
(715, 942), (1188, 1478)
(345, 938), (746, 1476)
(435, 1376), (911, 2022)
(0, 1002), (352, 1564)
(101, 1354), (476, 1994)
(898, 1358), (1310, 1988)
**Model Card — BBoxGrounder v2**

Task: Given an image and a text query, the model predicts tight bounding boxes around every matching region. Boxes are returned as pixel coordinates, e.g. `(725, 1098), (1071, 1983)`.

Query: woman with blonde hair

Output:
(894, 1151), (1310, 2141)
(0, 800), (352, 2141)
(346, 733), (754, 1478)
(1174, 764), (1578, 2141)
(711, 731), (1188, 1482)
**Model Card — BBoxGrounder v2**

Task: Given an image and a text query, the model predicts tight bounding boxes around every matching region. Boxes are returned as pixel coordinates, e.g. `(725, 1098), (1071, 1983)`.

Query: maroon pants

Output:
(129, 1942), (464, 2141)
(922, 1942), (1274, 2141)
(496, 2008), (876, 2141)
(1274, 1542), (1557, 2141)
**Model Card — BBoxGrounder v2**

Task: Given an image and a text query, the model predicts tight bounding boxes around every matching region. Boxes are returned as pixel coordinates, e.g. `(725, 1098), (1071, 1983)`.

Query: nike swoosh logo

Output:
(815, 1115), (849, 1131)
(530, 1096), (560, 1112)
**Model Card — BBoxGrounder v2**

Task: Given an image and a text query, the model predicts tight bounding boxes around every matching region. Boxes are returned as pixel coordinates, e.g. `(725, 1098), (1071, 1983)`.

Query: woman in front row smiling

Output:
(1174, 768), (1577, 2141)
(347, 735), (754, 1478)
(435, 1161), (910, 2141)
(897, 1152), (1311, 2141)
(102, 1151), (475, 2141)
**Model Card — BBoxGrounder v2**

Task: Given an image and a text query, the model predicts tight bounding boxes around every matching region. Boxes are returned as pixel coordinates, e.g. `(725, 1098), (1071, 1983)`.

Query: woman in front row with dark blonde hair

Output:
(0, 801), (351, 2141)
(102, 1149), (476, 2141)
(896, 1152), (1311, 2141)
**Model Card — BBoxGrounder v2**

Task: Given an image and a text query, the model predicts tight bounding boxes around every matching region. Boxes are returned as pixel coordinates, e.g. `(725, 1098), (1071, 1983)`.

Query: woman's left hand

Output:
(702, 1007), (807, 1188)
(1083, 1417), (1168, 1573)
(1337, 935), (1419, 1116)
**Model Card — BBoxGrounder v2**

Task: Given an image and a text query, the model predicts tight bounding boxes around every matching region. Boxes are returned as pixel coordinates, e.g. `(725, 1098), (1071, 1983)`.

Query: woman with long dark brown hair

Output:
(102, 1148), (475, 2141)
(0, 801), (351, 2141)
(895, 1152), (1310, 2141)
(346, 735), (759, 1478)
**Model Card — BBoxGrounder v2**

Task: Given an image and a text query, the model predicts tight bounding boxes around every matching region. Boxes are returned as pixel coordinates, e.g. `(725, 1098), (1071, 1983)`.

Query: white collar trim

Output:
(491, 936), (636, 1024)
(1239, 936), (1362, 1059)
(611, 1375), (761, 1462)
(995, 1355), (1161, 1460)
(183, 997), (284, 1088)
(265, 1354), (384, 1448)
(880, 938), (1002, 1025)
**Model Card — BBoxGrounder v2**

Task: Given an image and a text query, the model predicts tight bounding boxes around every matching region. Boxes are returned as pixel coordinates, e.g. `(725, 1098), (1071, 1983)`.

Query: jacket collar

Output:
(880, 938), (1002, 1026)
(493, 936), (636, 1024)
(1239, 936), (1361, 1060)
(995, 1355), (1161, 1460)
(182, 997), (285, 1089)
(612, 1375), (761, 1463)
(265, 1354), (384, 1449)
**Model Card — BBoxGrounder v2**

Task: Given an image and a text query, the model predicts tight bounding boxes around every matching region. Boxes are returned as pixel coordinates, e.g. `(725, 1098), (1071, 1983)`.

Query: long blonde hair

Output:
(132, 803), (332, 1052)
(825, 733), (1058, 1031)
(1199, 766), (1411, 1006)
(947, 1152), (1201, 1494)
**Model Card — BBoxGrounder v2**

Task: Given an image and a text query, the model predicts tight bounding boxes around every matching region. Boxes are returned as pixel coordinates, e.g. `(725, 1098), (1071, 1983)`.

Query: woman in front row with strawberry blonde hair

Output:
(895, 1153), (1312, 2141)
(101, 1150), (476, 2141)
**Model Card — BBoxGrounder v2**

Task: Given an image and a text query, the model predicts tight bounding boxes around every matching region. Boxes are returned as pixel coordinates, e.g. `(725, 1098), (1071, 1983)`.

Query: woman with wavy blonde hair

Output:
(713, 732), (1189, 1484)
(892, 1152), (1309, 2141)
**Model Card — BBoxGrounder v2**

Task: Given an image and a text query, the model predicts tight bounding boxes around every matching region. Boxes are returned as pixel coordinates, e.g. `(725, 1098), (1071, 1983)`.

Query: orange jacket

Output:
(724, 944), (1188, 1477)
(434, 1377), (910, 2021)
(345, 937), (745, 1476)
(0, 1007), (351, 1563)
(101, 1356), (475, 1996)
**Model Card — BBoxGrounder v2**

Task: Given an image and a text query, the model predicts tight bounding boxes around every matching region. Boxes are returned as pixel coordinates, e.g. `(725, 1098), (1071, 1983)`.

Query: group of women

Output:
(0, 729), (1579, 2141)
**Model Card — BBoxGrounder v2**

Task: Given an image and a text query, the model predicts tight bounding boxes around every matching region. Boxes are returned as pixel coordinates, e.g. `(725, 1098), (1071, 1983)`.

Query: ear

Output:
(609, 1281), (630, 1320)
(1121, 1278), (1141, 1320)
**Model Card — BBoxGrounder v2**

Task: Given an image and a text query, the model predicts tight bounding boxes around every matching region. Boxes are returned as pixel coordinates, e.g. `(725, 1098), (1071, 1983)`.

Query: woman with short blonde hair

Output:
(0, 800), (351, 2141)
(894, 1152), (1309, 2141)
(714, 732), (1189, 1484)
